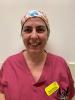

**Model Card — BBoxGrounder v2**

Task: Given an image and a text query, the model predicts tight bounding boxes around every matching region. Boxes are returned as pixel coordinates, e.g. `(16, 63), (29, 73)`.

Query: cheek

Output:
(40, 34), (48, 42)
(22, 34), (29, 45)
(39, 35), (48, 48)
(22, 33), (29, 41)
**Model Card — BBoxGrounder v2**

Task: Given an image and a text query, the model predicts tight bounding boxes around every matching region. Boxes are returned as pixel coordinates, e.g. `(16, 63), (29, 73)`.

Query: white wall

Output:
(0, 0), (75, 63)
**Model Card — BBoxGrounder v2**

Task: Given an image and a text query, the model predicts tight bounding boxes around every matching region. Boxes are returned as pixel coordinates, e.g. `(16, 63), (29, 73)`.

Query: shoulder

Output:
(47, 52), (67, 64)
(1, 51), (23, 70)
(3, 51), (22, 63)
(47, 52), (69, 72)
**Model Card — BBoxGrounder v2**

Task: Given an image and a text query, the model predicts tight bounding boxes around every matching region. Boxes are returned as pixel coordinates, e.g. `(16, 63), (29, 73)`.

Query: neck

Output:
(24, 50), (47, 64)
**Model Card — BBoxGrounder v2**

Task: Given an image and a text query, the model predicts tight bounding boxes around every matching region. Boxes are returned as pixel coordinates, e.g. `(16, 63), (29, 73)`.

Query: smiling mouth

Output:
(29, 41), (41, 48)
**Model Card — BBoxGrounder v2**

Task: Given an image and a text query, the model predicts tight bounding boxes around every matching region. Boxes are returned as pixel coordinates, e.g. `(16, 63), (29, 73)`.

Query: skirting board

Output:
(69, 63), (75, 81)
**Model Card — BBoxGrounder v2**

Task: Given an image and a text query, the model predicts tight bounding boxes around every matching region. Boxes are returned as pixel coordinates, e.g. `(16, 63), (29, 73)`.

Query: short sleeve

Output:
(60, 60), (75, 99)
(66, 63), (75, 99)
(0, 69), (5, 93)
(55, 57), (75, 100)
(0, 62), (8, 93)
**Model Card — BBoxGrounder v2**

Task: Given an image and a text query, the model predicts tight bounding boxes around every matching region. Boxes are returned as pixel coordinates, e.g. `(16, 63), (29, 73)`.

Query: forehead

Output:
(24, 17), (46, 26)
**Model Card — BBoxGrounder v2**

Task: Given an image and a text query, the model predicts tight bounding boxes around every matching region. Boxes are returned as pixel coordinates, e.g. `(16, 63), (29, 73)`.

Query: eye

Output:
(23, 26), (32, 33)
(36, 26), (46, 33)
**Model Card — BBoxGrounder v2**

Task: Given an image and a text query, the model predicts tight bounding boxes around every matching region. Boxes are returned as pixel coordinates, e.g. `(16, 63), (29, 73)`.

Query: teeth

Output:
(29, 41), (41, 46)
(31, 42), (40, 46)
(29, 40), (41, 47)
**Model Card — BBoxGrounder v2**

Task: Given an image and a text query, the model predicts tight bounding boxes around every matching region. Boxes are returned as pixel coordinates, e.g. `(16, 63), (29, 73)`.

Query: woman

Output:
(0, 10), (74, 100)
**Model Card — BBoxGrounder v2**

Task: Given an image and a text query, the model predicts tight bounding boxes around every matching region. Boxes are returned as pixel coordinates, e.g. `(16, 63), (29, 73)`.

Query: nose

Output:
(30, 28), (38, 39)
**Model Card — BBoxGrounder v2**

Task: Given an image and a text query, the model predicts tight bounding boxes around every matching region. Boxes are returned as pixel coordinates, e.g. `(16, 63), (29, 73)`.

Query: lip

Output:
(28, 41), (41, 48)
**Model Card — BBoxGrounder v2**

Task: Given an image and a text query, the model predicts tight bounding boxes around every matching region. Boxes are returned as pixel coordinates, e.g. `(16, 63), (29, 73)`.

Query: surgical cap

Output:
(21, 9), (50, 36)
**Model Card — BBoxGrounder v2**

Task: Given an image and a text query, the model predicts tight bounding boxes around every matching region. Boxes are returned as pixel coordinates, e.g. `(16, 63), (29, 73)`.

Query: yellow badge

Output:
(45, 81), (59, 96)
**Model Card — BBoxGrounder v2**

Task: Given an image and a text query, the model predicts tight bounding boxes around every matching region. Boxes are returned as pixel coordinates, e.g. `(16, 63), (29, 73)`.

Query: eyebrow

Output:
(36, 25), (46, 28)
(23, 25), (46, 28)
(23, 26), (32, 28)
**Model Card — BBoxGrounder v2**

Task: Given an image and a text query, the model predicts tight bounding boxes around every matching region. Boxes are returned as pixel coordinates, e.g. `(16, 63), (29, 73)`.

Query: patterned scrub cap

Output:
(21, 9), (50, 36)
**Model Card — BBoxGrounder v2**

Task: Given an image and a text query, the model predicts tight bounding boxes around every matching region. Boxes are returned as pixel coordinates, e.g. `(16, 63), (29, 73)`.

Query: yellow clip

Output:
(45, 81), (59, 96)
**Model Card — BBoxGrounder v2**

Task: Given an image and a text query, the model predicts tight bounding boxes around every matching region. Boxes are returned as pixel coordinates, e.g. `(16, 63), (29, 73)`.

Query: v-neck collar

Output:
(20, 50), (50, 86)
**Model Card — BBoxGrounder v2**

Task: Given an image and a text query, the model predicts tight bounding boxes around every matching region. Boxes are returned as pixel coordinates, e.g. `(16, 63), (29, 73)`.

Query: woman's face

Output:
(21, 17), (48, 54)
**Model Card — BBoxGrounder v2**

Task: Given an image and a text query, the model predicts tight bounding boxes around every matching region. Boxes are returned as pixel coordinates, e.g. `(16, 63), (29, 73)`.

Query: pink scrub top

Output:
(0, 51), (74, 100)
